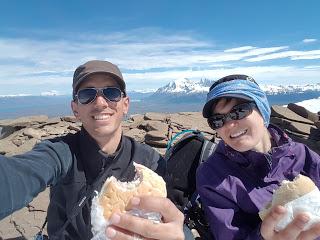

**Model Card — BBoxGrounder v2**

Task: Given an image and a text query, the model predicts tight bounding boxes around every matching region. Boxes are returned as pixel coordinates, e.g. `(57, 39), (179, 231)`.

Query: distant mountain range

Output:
(138, 78), (320, 104)
(1, 78), (319, 104)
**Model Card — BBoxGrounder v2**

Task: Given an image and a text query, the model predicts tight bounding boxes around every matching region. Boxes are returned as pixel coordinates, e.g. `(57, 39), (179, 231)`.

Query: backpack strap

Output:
(199, 139), (218, 165)
(166, 129), (200, 151)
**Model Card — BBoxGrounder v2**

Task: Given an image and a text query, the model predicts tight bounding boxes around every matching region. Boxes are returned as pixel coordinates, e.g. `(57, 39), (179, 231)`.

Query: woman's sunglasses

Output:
(75, 87), (125, 105)
(207, 102), (256, 130)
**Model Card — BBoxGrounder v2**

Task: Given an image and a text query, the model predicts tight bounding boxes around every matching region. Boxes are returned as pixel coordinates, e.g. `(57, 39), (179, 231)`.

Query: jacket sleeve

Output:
(302, 144), (320, 187)
(0, 139), (73, 219)
(197, 166), (262, 240)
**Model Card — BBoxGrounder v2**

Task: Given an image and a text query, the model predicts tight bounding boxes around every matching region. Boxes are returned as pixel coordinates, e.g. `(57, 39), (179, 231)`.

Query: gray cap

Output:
(72, 60), (126, 96)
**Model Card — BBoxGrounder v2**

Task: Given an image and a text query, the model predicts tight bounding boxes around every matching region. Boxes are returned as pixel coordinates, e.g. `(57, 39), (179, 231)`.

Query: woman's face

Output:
(213, 98), (269, 152)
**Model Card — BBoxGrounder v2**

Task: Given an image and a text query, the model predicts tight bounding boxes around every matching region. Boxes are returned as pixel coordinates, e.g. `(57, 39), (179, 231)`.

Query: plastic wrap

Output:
(275, 189), (320, 231)
(90, 191), (162, 240)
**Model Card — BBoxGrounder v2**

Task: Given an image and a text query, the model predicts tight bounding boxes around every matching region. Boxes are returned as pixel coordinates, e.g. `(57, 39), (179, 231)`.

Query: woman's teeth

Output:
(230, 129), (247, 138)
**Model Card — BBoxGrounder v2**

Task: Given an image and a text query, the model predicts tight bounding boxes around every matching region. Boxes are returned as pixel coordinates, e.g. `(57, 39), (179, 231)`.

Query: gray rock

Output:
(123, 128), (145, 142)
(145, 130), (167, 141)
(42, 125), (67, 136)
(271, 105), (314, 124)
(0, 125), (18, 140)
(139, 120), (169, 132)
(0, 139), (19, 156)
(145, 138), (168, 148)
(68, 124), (81, 132)
(61, 116), (78, 123)
(23, 128), (46, 140)
(144, 112), (167, 121)
(0, 189), (49, 239)
(0, 115), (49, 128)
(287, 103), (319, 123)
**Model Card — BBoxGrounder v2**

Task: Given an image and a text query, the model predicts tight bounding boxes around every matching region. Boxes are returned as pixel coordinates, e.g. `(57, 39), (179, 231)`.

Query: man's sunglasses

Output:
(207, 102), (256, 130)
(75, 87), (125, 104)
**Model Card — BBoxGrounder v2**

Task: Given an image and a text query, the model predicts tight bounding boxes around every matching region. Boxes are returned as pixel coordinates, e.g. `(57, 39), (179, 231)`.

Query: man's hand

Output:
(260, 205), (320, 240)
(105, 196), (185, 240)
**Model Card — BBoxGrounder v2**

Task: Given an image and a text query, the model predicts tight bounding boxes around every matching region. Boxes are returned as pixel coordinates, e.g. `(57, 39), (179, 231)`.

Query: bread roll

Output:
(259, 174), (317, 220)
(98, 163), (167, 220)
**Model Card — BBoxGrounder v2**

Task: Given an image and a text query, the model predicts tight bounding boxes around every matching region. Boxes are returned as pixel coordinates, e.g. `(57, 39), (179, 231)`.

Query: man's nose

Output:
(94, 92), (109, 106)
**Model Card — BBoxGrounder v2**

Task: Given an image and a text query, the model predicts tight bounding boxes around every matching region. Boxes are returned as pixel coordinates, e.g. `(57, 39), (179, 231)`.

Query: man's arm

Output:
(0, 139), (72, 219)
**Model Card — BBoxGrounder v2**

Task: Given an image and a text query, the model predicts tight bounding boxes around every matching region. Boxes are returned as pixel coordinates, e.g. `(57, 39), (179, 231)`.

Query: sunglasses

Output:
(207, 102), (256, 130)
(75, 87), (125, 104)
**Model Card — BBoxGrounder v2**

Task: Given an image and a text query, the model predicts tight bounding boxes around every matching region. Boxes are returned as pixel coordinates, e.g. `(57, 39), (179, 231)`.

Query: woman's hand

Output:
(105, 196), (185, 240)
(260, 205), (320, 240)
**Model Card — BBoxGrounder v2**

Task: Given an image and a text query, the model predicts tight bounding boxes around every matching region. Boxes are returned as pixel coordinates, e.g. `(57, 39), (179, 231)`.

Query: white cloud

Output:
(245, 50), (320, 62)
(224, 46), (256, 52)
(302, 38), (317, 43)
(0, 29), (319, 94)
(291, 55), (320, 60)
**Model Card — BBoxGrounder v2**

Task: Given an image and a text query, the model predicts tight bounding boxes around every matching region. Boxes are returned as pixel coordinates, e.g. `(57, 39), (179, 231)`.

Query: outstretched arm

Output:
(0, 140), (72, 219)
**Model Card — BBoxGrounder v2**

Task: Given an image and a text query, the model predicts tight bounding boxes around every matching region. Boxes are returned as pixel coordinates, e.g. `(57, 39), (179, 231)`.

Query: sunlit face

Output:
(71, 73), (129, 142)
(213, 98), (269, 152)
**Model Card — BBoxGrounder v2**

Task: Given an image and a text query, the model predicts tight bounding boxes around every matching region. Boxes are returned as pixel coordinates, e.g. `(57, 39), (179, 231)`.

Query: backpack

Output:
(164, 130), (218, 240)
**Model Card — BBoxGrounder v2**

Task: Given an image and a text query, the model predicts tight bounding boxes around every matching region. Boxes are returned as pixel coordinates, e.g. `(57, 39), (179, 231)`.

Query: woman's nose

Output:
(224, 119), (238, 129)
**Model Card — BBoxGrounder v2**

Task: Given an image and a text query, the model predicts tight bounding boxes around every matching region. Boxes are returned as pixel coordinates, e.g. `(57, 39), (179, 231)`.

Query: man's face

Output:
(71, 73), (129, 141)
(213, 98), (267, 152)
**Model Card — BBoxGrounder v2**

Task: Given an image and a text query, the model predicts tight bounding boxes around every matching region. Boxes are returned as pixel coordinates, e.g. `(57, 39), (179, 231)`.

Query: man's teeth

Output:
(93, 115), (110, 120)
(230, 130), (247, 138)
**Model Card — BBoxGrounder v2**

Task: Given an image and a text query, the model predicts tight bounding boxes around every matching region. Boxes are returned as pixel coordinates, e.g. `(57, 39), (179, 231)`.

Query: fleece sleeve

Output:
(0, 140), (73, 219)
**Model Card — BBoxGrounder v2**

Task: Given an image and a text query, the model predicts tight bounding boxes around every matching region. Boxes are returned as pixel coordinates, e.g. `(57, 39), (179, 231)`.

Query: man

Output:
(0, 60), (186, 240)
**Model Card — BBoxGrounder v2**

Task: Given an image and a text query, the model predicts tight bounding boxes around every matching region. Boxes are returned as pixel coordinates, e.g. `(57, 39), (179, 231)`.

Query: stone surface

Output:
(271, 105), (314, 124)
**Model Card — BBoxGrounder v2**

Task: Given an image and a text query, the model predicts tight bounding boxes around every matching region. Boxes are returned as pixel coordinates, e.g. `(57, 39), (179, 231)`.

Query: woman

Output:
(197, 74), (320, 240)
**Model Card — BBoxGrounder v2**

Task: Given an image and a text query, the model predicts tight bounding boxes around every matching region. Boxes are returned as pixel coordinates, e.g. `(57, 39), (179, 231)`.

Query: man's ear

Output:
(123, 96), (130, 115)
(71, 101), (80, 119)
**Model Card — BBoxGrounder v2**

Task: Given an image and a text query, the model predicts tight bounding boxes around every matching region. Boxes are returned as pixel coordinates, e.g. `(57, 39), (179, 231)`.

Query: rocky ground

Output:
(0, 103), (319, 239)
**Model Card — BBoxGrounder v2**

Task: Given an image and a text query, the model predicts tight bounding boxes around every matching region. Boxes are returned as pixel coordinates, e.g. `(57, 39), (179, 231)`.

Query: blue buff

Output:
(204, 80), (271, 126)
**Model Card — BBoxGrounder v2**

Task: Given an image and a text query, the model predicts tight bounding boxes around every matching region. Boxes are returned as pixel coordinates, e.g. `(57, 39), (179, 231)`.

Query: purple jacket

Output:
(196, 125), (320, 240)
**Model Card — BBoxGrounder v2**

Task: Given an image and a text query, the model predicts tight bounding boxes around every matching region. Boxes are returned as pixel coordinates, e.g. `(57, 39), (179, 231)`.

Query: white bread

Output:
(259, 174), (317, 220)
(98, 163), (167, 220)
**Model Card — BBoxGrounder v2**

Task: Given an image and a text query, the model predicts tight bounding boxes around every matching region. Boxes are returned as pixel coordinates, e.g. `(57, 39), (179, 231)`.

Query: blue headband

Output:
(202, 79), (271, 126)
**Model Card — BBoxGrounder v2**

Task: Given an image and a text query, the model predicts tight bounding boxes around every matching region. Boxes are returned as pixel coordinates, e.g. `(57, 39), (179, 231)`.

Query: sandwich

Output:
(259, 174), (320, 231)
(90, 163), (167, 239)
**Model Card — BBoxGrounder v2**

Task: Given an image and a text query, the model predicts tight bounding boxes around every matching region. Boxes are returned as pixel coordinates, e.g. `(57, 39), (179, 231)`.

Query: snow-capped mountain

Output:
(147, 78), (320, 104)
(261, 84), (320, 95)
(154, 78), (320, 95)
(154, 78), (208, 94)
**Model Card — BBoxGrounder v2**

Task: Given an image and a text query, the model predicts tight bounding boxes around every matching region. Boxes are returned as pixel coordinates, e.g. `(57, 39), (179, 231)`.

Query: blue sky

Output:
(0, 0), (319, 95)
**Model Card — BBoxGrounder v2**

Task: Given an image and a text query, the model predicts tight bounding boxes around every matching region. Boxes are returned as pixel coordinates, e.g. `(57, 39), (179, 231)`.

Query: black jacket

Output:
(0, 128), (163, 240)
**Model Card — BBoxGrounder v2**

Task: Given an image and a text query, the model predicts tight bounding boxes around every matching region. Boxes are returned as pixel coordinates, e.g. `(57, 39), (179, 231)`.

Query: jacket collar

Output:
(220, 124), (293, 170)
(78, 127), (126, 183)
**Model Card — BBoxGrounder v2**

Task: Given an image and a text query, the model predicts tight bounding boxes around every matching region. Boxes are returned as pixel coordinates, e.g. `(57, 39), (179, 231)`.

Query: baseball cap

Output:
(72, 60), (126, 97)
